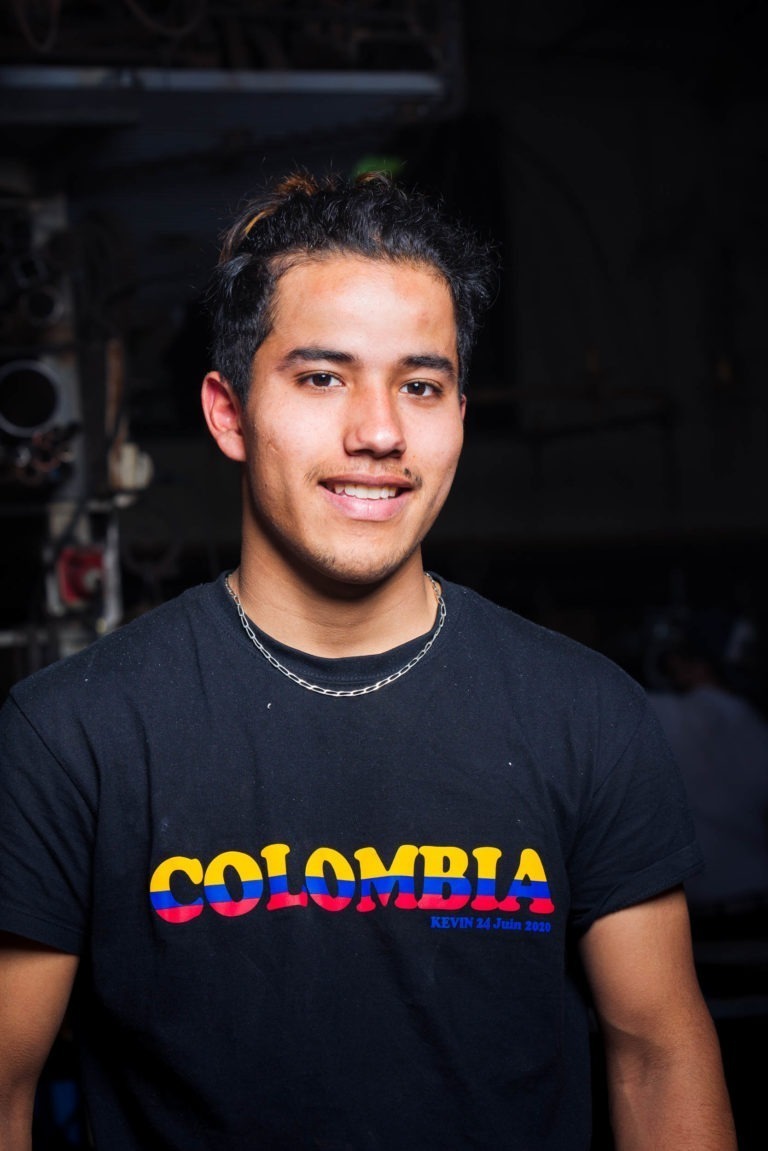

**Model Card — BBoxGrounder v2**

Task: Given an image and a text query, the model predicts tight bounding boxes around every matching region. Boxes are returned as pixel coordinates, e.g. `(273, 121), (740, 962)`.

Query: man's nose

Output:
(343, 386), (406, 457)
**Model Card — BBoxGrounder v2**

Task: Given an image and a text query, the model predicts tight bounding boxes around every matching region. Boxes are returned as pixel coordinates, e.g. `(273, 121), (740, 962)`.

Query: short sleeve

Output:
(567, 695), (703, 932)
(0, 693), (93, 953)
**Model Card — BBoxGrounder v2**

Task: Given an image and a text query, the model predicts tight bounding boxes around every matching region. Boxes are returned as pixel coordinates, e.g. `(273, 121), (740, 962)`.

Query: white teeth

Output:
(331, 483), (399, 500)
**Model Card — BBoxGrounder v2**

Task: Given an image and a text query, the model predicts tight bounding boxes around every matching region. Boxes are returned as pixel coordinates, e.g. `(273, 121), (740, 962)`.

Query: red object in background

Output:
(56, 546), (104, 607)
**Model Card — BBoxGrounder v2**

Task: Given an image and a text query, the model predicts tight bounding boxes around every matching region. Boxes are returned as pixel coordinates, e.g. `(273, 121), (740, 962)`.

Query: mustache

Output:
(307, 465), (423, 491)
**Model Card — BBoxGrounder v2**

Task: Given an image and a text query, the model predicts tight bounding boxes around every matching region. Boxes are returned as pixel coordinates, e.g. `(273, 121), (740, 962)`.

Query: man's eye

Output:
(402, 380), (438, 397)
(301, 372), (341, 388)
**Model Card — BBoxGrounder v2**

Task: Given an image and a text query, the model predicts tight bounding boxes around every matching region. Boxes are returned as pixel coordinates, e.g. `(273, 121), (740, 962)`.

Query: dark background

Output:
(1, 3), (766, 1147)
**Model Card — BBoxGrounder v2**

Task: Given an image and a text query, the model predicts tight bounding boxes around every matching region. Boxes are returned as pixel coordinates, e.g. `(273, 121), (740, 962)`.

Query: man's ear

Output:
(201, 371), (247, 463)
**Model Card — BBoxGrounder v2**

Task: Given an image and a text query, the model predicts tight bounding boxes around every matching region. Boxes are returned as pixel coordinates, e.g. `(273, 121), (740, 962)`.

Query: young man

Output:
(0, 171), (736, 1150)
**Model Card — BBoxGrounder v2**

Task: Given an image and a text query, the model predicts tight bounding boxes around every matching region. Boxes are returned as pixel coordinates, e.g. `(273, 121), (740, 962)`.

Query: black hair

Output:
(204, 169), (499, 401)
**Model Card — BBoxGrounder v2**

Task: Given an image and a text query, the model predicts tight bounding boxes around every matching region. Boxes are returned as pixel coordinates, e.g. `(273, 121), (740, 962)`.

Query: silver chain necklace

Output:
(224, 573), (446, 698)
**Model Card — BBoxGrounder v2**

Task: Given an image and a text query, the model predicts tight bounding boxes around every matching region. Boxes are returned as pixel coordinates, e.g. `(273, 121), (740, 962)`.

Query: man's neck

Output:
(229, 556), (440, 659)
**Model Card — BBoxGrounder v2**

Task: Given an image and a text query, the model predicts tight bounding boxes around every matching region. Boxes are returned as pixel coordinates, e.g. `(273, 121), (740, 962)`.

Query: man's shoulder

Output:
(8, 579), (222, 708)
(445, 578), (646, 708)
(448, 579), (629, 665)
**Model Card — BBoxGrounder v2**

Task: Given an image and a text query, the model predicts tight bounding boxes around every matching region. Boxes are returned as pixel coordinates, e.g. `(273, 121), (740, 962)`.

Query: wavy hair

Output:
(204, 169), (498, 400)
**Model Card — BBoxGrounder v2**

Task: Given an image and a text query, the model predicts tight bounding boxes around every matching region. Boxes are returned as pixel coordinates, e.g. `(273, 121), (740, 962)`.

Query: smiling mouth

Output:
(328, 483), (401, 500)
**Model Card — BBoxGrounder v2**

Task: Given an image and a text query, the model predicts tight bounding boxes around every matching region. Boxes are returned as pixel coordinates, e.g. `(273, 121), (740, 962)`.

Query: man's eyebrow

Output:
(402, 353), (457, 379)
(276, 347), (355, 370)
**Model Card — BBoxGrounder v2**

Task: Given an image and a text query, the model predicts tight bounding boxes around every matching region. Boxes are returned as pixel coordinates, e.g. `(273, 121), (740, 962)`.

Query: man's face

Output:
(225, 253), (464, 589)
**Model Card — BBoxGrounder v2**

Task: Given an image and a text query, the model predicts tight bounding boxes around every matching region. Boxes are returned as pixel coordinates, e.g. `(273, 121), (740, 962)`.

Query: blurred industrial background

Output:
(1, 2), (767, 1147)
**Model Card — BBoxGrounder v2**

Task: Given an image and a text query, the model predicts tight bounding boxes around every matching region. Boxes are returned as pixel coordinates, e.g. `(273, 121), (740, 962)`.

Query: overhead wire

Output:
(11, 0), (60, 54)
(119, 0), (208, 40)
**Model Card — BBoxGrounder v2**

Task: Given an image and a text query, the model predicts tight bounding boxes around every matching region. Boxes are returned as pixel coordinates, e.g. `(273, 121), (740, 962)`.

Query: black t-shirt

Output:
(0, 575), (701, 1150)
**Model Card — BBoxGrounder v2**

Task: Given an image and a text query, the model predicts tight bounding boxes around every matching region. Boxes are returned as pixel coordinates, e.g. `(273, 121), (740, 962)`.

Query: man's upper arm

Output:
(579, 888), (737, 1149)
(0, 931), (79, 1132)
(579, 886), (701, 1033)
